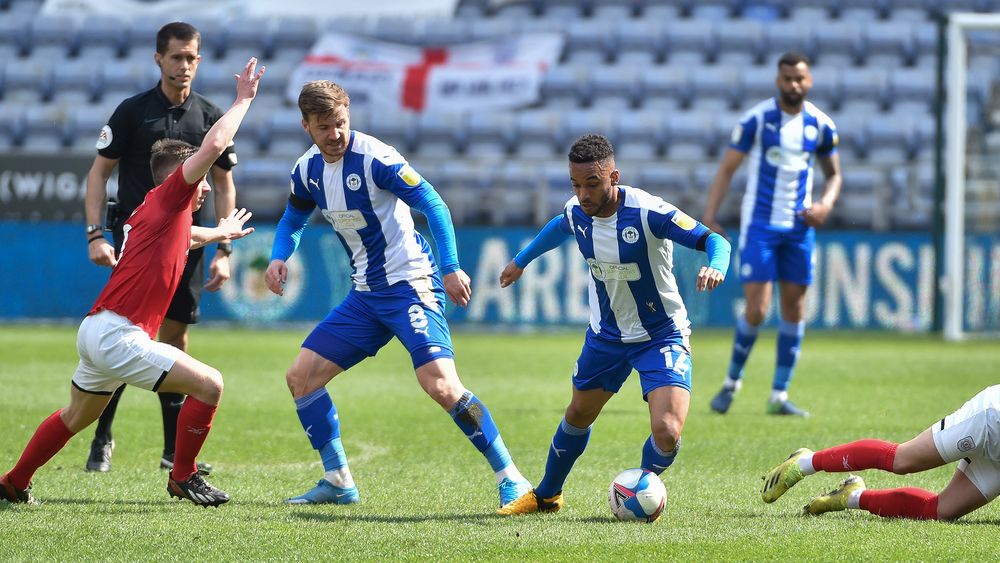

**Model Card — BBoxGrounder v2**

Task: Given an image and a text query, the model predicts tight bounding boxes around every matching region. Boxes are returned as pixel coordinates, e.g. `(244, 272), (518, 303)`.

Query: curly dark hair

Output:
(568, 134), (615, 164)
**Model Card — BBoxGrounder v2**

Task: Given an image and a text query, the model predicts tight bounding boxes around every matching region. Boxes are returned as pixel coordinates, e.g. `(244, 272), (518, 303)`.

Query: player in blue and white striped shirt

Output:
(702, 52), (842, 417)
(264, 80), (530, 508)
(497, 134), (731, 515)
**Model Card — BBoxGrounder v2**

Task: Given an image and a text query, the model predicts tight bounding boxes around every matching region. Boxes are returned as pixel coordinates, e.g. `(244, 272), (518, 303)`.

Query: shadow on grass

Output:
(290, 511), (497, 524)
(38, 497), (287, 509)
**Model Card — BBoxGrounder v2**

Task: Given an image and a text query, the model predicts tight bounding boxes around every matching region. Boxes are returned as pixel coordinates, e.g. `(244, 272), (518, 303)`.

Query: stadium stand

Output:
(1, 0), (999, 229)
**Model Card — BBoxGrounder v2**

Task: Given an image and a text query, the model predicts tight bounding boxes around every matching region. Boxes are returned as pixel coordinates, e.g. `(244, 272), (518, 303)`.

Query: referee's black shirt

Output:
(97, 82), (237, 228)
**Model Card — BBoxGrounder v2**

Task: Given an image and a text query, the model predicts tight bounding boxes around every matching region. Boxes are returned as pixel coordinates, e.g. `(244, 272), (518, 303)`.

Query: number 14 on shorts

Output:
(659, 345), (691, 378)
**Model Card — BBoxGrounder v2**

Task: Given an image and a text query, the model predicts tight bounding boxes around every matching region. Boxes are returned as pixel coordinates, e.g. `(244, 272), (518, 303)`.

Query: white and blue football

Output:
(608, 468), (667, 522)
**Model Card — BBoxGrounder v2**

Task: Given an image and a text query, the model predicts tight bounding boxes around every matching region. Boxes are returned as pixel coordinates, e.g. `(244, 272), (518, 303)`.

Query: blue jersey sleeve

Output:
(270, 200), (313, 262)
(370, 156), (434, 203)
(728, 113), (758, 153)
(816, 119), (839, 156)
(647, 207), (711, 249)
(409, 189), (460, 275)
(513, 214), (572, 268)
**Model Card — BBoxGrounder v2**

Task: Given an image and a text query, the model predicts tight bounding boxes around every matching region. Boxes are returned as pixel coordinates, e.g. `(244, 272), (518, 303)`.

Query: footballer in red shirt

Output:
(0, 58), (264, 507)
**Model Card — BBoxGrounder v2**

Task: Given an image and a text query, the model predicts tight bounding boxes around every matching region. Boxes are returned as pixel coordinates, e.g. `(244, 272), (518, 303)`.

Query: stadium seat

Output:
(889, 67), (935, 112)
(836, 167), (885, 229)
(0, 12), (32, 55)
(716, 20), (765, 65)
(615, 110), (666, 160)
(690, 3), (733, 21)
(639, 64), (691, 109)
(841, 67), (889, 110)
(589, 64), (640, 110)
(3, 55), (53, 101)
(592, 3), (635, 20)
(464, 111), (515, 157)
(636, 163), (693, 210)
(366, 109), (418, 154)
(123, 15), (172, 56)
(786, 5), (830, 22)
(78, 14), (131, 57)
(50, 59), (102, 105)
(663, 20), (716, 65)
(492, 1), (536, 19)
(28, 14), (78, 57)
(23, 104), (72, 148)
(665, 112), (715, 160)
(614, 19), (664, 63)
(863, 21), (917, 66)
(0, 103), (27, 146)
(689, 65), (740, 111)
(541, 65), (590, 108)
(761, 21), (816, 65)
(814, 21), (863, 65)
(223, 15), (276, 55)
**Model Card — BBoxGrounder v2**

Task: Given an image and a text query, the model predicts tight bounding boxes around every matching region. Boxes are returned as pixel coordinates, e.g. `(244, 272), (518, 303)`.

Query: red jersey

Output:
(89, 167), (199, 338)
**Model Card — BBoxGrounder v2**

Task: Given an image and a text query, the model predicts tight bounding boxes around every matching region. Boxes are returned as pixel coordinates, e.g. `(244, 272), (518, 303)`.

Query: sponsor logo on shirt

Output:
(671, 212), (697, 230)
(587, 259), (641, 282)
(398, 165), (422, 187)
(322, 209), (368, 231)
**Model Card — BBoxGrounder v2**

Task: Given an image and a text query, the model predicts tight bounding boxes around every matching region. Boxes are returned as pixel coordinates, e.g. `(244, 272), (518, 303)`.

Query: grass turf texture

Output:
(1, 325), (998, 560)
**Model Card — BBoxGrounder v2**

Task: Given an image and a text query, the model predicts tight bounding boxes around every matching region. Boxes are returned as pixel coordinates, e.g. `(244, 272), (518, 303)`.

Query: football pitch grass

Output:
(1, 325), (998, 561)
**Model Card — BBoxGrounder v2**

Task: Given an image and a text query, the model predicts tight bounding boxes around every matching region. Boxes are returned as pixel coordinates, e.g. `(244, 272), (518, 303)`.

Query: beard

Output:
(780, 91), (804, 107)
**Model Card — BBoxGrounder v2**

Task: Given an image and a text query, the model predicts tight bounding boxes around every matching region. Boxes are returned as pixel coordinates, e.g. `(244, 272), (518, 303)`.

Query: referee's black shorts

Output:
(113, 228), (203, 325)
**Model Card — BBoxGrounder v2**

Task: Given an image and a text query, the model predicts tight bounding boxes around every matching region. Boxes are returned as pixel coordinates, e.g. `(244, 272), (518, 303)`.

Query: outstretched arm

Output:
(499, 215), (572, 288)
(190, 208), (254, 249)
(182, 58), (264, 185)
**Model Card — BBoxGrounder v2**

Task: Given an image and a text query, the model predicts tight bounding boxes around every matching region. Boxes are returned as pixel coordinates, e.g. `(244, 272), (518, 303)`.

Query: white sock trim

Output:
(798, 453), (816, 476)
(769, 390), (788, 404)
(847, 488), (863, 509)
(723, 378), (742, 392)
(495, 465), (525, 484)
(324, 466), (355, 489)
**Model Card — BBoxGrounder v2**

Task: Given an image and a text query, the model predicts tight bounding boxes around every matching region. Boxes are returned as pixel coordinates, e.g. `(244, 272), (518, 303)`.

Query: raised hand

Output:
(234, 57), (265, 101)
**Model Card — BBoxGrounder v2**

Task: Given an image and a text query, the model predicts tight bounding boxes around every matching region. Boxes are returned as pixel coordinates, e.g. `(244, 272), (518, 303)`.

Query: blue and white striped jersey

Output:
(289, 131), (437, 291)
(561, 186), (711, 344)
(730, 98), (838, 231)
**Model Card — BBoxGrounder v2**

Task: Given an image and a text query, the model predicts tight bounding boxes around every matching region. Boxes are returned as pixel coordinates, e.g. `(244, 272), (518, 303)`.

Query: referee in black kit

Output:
(83, 22), (237, 475)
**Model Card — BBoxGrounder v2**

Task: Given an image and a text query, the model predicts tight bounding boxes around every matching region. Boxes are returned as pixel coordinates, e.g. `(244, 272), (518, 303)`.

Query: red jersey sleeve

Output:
(150, 165), (201, 213)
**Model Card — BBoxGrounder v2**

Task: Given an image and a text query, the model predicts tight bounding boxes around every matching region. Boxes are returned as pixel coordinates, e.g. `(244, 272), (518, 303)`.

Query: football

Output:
(608, 468), (667, 522)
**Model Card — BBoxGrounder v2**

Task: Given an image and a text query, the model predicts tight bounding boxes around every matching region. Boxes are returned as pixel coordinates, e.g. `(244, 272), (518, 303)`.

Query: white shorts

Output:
(71, 310), (178, 395)
(931, 385), (1000, 500)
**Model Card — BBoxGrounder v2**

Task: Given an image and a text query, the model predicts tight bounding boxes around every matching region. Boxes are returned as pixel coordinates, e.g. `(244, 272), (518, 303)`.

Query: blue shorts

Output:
(573, 330), (693, 399)
(738, 225), (815, 285)
(302, 277), (454, 371)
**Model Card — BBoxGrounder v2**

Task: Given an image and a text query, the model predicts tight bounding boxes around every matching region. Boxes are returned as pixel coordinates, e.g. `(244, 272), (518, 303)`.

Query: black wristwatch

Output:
(217, 241), (233, 256)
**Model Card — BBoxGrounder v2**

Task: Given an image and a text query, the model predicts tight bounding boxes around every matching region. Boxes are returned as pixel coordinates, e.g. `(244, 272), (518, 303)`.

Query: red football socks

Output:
(7, 410), (76, 490)
(860, 488), (939, 520)
(171, 397), (217, 482)
(812, 439), (898, 473)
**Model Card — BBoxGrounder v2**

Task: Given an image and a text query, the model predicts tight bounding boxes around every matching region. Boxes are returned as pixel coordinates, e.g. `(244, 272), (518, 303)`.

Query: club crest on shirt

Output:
(621, 226), (639, 244)
(804, 124), (818, 141)
(671, 212), (697, 230)
(346, 173), (362, 191)
(398, 165), (422, 187)
(96, 125), (113, 149)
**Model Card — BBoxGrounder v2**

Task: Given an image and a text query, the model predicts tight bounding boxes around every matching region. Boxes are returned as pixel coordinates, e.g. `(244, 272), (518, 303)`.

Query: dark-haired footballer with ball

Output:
(497, 134), (730, 515)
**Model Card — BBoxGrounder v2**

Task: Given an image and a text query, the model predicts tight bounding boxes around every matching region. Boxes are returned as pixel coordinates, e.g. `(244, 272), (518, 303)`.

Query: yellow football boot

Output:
(496, 489), (563, 516)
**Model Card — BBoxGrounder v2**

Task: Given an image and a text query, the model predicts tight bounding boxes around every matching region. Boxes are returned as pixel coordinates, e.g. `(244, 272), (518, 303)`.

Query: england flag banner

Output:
(287, 32), (564, 112)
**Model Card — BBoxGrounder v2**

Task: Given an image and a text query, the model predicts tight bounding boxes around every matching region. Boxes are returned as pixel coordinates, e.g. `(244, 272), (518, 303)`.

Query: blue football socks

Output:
(450, 391), (511, 472)
(773, 320), (805, 392)
(726, 314), (759, 386)
(295, 387), (346, 471)
(641, 435), (681, 475)
(535, 417), (591, 499)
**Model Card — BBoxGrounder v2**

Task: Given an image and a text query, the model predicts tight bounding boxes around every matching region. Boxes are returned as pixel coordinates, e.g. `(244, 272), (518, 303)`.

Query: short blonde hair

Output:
(298, 80), (350, 121)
